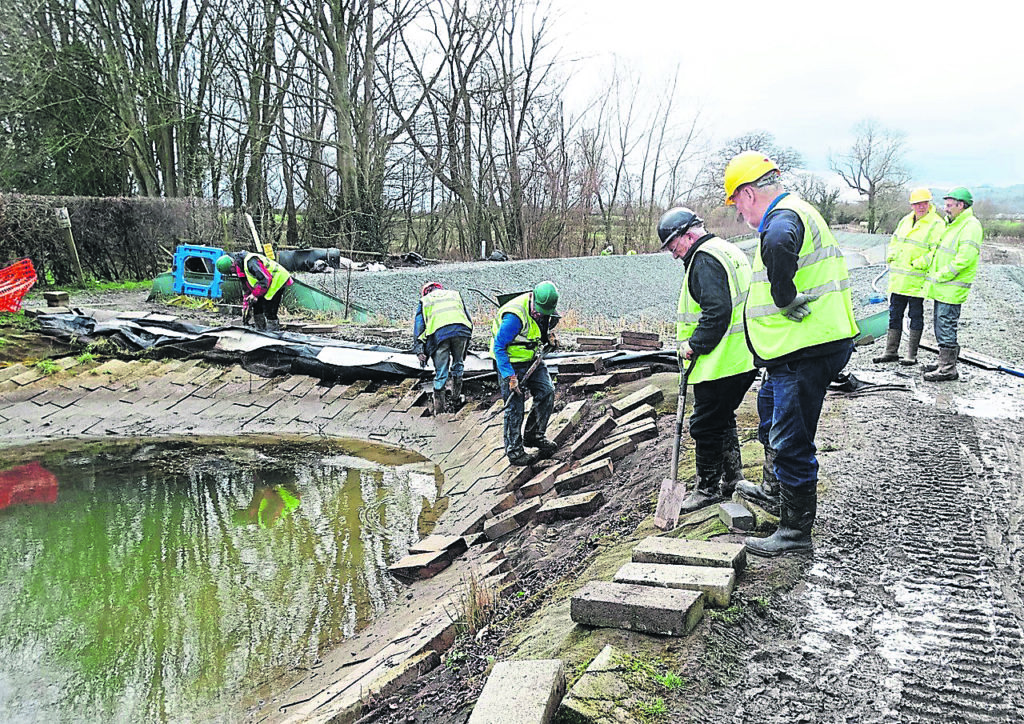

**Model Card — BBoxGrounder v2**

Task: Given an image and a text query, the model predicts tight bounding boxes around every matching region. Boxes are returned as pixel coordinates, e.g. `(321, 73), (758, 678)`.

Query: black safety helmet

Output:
(657, 207), (704, 249)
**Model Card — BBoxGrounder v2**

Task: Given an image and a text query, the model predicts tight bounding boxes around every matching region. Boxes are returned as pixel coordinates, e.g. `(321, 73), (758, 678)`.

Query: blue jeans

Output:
(758, 345), (852, 491)
(933, 301), (962, 348)
(432, 336), (469, 390)
(888, 293), (924, 331)
(499, 362), (555, 456)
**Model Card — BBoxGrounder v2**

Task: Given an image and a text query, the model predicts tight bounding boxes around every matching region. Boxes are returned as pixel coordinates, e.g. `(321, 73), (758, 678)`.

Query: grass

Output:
(443, 571), (497, 637)
(34, 359), (59, 375)
(76, 352), (99, 363)
(637, 697), (668, 721)
(80, 279), (153, 292)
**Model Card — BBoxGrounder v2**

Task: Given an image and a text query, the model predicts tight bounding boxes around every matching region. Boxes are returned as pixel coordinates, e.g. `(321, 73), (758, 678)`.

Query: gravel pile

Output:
(297, 233), (893, 326)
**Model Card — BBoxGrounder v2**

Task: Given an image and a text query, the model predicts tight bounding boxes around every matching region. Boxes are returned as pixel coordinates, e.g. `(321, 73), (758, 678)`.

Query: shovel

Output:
(654, 356), (697, 531)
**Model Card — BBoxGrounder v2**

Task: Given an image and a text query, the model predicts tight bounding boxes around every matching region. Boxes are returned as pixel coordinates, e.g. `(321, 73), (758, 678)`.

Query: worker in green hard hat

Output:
(490, 281), (560, 466)
(922, 187), (983, 381)
(216, 251), (293, 332)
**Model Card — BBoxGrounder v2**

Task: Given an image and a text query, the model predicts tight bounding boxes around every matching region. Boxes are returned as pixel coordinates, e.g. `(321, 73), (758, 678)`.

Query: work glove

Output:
(547, 333), (560, 349)
(417, 353), (428, 367)
(242, 294), (255, 311)
(678, 341), (694, 361)
(780, 293), (817, 322)
(507, 374), (521, 396)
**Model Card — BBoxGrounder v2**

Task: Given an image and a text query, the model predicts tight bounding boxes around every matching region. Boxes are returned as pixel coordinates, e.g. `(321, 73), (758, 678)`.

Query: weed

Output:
(35, 359), (59, 375)
(591, 390), (606, 400)
(706, 603), (742, 625)
(444, 650), (466, 670)
(167, 295), (216, 310)
(76, 352), (98, 363)
(637, 697), (667, 721)
(442, 571), (497, 637)
(652, 670), (686, 690)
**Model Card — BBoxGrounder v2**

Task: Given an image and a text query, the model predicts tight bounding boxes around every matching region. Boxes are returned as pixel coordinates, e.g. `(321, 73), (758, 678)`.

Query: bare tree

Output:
(791, 172), (841, 225)
(830, 119), (910, 233)
(700, 130), (802, 201)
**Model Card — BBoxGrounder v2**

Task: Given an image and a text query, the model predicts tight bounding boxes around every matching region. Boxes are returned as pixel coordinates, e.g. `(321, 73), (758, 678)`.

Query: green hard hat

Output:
(943, 186), (973, 206)
(215, 254), (235, 274)
(532, 281), (559, 315)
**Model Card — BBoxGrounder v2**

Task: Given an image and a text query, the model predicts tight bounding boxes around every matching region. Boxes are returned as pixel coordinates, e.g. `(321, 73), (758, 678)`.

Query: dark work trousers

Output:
(253, 293), (283, 322)
(758, 345), (852, 492)
(888, 292), (925, 331)
(689, 369), (757, 480)
(498, 361), (555, 456)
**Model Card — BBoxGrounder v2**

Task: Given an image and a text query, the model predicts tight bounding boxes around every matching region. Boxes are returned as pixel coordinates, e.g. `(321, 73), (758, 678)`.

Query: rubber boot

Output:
(679, 440), (726, 513)
(720, 428), (746, 497)
(872, 328), (901, 363)
(266, 319), (281, 332)
(745, 484), (816, 557)
(899, 328), (922, 366)
(524, 435), (558, 455)
(253, 314), (267, 331)
(678, 474), (725, 513)
(923, 346), (959, 382)
(432, 388), (447, 416)
(735, 445), (780, 515)
(450, 376), (463, 410)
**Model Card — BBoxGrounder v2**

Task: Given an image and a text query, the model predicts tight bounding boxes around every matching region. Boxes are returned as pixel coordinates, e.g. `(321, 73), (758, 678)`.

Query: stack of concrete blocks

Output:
(617, 329), (663, 351)
(576, 335), (617, 352)
(571, 537), (746, 635)
(387, 535), (470, 582)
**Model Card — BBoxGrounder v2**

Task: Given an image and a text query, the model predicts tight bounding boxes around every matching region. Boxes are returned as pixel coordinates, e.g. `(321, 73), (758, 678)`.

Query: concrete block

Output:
(608, 366), (652, 385)
(556, 357), (607, 375)
(569, 414), (616, 459)
(387, 550), (453, 582)
(604, 420), (658, 446)
(613, 562), (736, 607)
(557, 645), (638, 724)
(44, 291), (70, 307)
(408, 535), (469, 557)
(489, 492), (519, 516)
(554, 458), (613, 494)
(468, 659), (566, 724)
(570, 374), (613, 393)
(631, 536), (746, 572)
(576, 336), (616, 349)
(570, 581), (703, 636)
(519, 462), (570, 499)
(547, 399), (588, 445)
(619, 330), (660, 343)
(610, 384), (664, 418)
(575, 437), (637, 468)
(718, 502), (755, 531)
(537, 491), (605, 522)
(483, 515), (521, 541)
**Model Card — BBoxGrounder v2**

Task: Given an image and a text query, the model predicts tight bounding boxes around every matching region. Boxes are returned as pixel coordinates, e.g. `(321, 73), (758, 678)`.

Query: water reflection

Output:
(0, 438), (440, 723)
(0, 462), (59, 510)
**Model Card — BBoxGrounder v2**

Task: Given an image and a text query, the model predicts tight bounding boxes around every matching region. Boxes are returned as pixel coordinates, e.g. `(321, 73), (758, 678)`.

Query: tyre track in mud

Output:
(699, 394), (1024, 723)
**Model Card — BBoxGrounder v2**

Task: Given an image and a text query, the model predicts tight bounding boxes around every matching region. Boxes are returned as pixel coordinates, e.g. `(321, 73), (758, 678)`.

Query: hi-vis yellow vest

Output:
(744, 195), (858, 361)
(887, 207), (944, 298)
(489, 293), (540, 364)
(676, 238), (755, 384)
(418, 289), (472, 341)
(927, 208), (982, 305)
(242, 252), (291, 300)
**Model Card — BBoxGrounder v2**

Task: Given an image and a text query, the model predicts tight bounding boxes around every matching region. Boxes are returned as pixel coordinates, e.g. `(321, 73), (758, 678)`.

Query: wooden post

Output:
(55, 207), (85, 285)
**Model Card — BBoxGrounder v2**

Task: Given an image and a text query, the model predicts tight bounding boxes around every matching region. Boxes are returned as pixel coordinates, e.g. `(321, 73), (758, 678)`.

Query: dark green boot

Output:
(745, 484), (816, 557)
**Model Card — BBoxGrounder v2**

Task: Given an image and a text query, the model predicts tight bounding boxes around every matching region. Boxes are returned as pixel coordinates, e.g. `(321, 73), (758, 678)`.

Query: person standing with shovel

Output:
(657, 208), (757, 517)
(490, 282), (560, 466)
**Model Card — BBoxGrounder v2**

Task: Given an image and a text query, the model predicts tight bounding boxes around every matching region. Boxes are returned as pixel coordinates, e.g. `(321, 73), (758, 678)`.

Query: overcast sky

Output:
(553, 0), (1023, 189)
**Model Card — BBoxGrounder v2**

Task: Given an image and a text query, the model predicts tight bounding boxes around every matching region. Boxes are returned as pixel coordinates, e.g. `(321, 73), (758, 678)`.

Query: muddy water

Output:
(0, 438), (441, 723)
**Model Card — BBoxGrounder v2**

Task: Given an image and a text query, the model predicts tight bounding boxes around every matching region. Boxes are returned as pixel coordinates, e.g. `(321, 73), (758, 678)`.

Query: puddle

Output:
(0, 437), (441, 722)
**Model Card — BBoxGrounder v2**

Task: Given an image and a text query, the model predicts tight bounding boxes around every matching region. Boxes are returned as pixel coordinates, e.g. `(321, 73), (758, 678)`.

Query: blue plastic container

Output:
(172, 244), (225, 298)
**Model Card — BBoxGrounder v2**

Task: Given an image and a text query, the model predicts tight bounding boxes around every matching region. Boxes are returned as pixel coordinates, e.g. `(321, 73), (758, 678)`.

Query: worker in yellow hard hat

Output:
(873, 188), (945, 366)
(724, 150), (858, 557)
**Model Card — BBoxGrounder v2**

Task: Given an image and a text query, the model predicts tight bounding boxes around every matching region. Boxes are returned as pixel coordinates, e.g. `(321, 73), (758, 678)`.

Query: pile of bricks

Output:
(617, 329), (663, 351)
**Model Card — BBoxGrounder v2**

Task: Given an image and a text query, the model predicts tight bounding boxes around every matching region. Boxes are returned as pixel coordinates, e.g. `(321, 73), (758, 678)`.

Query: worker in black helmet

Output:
(659, 207), (757, 513)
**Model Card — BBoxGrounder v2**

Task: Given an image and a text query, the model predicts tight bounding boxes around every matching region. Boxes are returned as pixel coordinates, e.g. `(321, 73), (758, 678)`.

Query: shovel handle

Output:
(668, 356), (698, 481)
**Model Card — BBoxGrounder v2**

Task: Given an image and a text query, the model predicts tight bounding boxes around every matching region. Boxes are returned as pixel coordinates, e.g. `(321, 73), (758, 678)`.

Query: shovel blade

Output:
(654, 477), (686, 531)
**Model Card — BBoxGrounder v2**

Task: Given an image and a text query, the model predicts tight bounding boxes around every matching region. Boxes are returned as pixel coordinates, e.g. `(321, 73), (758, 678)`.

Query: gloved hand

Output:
(678, 341), (694, 360)
(547, 333), (560, 349)
(242, 294), (256, 311)
(507, 375), (521, 396)
(417, 353), (428, 367)
(780, 293), (817, 322)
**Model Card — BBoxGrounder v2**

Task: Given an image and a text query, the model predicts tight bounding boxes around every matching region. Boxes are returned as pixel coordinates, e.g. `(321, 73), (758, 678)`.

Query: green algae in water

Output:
(0, 438), (440, 722)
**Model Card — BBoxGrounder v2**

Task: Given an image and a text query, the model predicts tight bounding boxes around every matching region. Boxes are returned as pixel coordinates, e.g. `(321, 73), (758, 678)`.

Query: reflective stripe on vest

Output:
(887, 208), (944, 298)
(419, 290), (472, 341)
(243, 252), (290, 300)
(927, 208), (982, 304)
(676, 238), (755, 384)
(489, 293), (540, 364)
(744, 195), (858, 361)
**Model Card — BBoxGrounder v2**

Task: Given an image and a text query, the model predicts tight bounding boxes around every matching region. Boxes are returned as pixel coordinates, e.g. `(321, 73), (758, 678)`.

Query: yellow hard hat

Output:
(909, 187), (932, 204)
(724, 151), (780, 205)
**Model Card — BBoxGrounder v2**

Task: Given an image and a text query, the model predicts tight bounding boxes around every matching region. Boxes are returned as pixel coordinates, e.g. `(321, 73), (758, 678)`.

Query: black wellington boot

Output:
(720, 428), (746, 497)
(745, 484), (816, 557)
(735, 445), (780, 515)
(679, 439), (726, 513)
